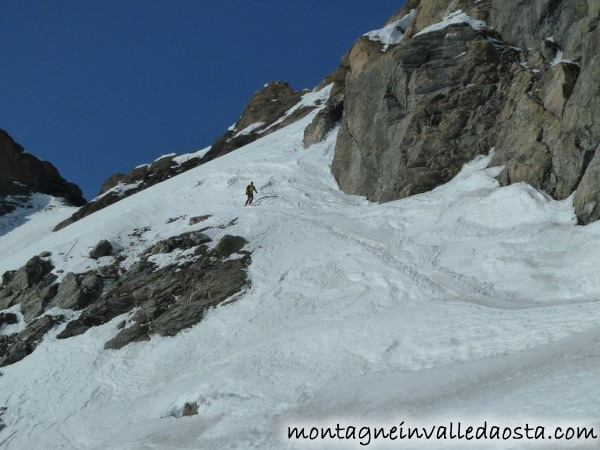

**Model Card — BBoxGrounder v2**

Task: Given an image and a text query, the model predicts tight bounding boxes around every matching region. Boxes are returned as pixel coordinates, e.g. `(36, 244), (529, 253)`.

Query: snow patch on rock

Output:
(364, 9), (415, 51)
(415, 10), (488, 37)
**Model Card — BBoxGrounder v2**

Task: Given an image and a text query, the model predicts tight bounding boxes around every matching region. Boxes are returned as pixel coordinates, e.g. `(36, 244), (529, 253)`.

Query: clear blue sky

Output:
(1, 1), (405, 199)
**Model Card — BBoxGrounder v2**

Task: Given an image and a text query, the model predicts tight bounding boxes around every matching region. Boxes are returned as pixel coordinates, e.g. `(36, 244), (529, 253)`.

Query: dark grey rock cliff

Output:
(0, 129), (86, 215)
(329, 0), (600, 223)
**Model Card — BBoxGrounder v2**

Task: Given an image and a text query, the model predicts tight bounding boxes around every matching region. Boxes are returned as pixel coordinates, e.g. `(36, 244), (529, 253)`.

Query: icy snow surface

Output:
(1, 108), (600, 449)
(364, 10), (415, 51)
(415, 10), (488, 37)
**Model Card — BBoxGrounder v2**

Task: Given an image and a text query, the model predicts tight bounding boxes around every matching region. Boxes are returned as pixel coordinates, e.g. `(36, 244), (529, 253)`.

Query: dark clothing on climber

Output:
(245, 182), (258, 206)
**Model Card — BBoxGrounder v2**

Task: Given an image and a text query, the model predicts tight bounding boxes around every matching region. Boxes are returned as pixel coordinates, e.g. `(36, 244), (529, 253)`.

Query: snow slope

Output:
(2, 108), (600, 449)
(0, 194), (77, 253)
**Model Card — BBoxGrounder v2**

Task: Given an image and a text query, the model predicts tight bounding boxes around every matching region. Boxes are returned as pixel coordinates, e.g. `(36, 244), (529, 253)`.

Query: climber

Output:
(245, 181), (258, 206)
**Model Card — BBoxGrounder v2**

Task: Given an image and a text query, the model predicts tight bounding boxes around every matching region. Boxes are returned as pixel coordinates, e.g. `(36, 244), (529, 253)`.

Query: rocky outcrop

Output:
(0, 256), (58, 322)
(89, 240), (114, 259)
(200, 82), (313, 163)
(182, 402), (199, 417)
(215, 234), (247, 258)
(0, 129), (86, 216)
(0, 225), (251, 366)
(0, 314), (65, 367)
(0, 312), (18, 326)
(330, 0), (600, 223)
(58, 230), (250, 350)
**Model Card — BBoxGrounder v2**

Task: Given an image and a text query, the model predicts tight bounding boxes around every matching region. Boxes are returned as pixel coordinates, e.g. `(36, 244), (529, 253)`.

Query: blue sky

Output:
(1, 1), (405, 199)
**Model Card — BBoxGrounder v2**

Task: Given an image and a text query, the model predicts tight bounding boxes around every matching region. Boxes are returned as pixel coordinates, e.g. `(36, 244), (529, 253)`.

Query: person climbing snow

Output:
(245, 181), (258, 206)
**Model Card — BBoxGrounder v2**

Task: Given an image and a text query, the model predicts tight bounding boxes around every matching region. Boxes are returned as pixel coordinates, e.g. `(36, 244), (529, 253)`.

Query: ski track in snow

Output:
(2, 110), (600, 449)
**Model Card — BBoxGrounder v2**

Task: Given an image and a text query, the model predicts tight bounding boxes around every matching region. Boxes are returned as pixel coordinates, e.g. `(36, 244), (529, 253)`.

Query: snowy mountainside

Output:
(0, 194), (77, 240)
(2, 102), (600, 448)
(54, 81), (325, 232)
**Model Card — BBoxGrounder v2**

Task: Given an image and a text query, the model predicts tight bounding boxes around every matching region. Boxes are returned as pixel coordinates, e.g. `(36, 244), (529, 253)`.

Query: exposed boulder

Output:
(89, 240), (114, 259)
(15, 256), (54, 290)
(215, 235), (247, 258)
(147, 231), (210, 256)
(182, 402), (199, 417)
(0, 256), (58, 322)
(189, 215), (211, 226)
(0, 312), (18, 326)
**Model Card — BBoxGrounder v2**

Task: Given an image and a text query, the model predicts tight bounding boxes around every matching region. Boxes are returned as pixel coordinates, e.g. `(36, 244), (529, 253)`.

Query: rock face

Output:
(0, 129), (86, 215)
(334, 19), (512, 201)
(50, 271), (103, 310)
(303, 27), (393, 149)
(329, 0), (600, 223)
(0, 256), (58, 322)
(304, 53), (350, 148)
